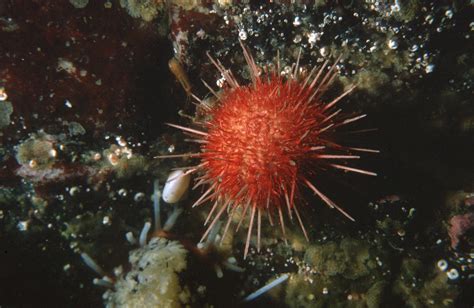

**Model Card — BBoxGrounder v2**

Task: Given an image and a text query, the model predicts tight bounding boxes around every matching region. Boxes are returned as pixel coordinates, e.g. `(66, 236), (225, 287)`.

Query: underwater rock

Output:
(1, 1), (174, 139)
(103, 237), (189, 308)
(169, 1), (452, 109)
(0, 1), (472, 307)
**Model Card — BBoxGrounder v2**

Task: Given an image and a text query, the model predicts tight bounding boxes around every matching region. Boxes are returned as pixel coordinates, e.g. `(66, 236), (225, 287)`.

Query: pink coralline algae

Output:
(448, 212), (474, 249)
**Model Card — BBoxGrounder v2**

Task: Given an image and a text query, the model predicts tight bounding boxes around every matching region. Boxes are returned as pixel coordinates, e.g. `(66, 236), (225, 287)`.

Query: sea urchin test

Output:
(160, 42), (377, 258)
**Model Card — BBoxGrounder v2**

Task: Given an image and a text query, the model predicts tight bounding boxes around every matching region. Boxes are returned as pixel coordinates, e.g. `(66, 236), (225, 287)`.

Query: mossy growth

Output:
(284, 272), (387, 308)
(114, 155), (149, 179)
(15, 133), (57, 168)
(282, 237), (389, 307)
(304, 238), (375, 280)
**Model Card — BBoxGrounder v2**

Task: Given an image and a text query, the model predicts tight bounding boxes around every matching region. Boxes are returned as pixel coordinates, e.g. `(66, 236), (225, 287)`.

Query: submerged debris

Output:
(244, 273), (289, 302)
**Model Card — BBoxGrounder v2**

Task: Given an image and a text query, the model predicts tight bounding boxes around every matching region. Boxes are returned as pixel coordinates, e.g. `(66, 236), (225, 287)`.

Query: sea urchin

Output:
(162, 42), (377, 258)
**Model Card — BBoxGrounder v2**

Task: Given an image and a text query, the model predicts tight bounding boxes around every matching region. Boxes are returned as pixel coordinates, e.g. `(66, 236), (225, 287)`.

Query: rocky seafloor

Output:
(0, 1), (473, 307)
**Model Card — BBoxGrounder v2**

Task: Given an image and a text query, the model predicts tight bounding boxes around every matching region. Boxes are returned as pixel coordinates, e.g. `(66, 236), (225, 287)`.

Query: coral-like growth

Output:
(165, 43), (377, 257)
(103, 237), (189, 308)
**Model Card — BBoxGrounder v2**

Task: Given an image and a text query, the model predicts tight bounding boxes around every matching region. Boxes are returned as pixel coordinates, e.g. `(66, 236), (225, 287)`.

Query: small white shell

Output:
(162, 170), (191, 203)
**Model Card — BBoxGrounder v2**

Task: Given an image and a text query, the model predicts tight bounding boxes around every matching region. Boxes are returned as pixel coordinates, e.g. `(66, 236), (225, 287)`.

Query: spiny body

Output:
(163, 42), (377, 258)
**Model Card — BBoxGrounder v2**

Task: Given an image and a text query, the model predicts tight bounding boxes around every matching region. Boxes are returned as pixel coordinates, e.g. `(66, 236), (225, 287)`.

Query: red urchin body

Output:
(165, 44), (377, 258)
(203, 79), (321, 213)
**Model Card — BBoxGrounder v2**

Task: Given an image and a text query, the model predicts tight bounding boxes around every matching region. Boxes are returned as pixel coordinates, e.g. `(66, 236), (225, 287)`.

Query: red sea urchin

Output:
(162, 42), (377, 258)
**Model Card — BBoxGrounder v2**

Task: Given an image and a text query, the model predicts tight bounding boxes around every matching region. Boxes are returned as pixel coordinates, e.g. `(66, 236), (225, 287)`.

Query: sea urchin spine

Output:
(161, 42), (377, 258)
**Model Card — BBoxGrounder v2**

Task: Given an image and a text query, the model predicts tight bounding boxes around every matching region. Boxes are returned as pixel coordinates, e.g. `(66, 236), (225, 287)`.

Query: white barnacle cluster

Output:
(436, 259), (460, 281)
(105, 140), (133, 167)
(103, 237), (189, 308)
